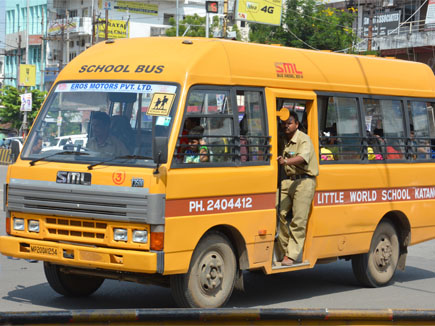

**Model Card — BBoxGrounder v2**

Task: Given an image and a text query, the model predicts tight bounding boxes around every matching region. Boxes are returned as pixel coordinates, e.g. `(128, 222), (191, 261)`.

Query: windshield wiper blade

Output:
(30, 150), (89, 166)
(87, 155), (152, 170)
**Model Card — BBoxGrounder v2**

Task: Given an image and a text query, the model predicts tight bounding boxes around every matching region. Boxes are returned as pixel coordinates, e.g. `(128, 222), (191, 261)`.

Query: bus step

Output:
(272, 260), (310, 270)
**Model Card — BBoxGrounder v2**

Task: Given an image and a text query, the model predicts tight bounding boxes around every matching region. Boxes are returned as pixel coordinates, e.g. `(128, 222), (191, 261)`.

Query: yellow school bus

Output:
(1, 37), (435, 308)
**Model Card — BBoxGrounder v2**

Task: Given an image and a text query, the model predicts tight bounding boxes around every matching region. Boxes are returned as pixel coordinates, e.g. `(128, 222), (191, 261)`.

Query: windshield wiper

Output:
(87, 155), (152, 170)
(30, 150), (89, 166)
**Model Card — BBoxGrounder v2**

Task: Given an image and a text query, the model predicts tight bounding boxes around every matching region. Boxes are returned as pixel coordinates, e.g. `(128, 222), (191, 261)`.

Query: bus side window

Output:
(363, 98), (406, 161)
(318, 96), (361, 162)
(237, 90), (269, 163)
(408, 101), (434, 160)
(176, 88), (234, 164)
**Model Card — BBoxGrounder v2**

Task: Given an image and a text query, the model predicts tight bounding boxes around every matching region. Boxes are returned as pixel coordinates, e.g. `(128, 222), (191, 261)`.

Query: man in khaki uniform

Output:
(277, 111), (319, 266)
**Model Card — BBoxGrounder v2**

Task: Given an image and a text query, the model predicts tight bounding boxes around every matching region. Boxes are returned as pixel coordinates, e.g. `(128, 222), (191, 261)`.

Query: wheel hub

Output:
(374, 236), (393, 271)
(199, 253), (224, 293)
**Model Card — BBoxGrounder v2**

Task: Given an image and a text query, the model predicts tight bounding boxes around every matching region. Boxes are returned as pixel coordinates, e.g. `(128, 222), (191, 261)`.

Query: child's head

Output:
(188, 126), (204, 151)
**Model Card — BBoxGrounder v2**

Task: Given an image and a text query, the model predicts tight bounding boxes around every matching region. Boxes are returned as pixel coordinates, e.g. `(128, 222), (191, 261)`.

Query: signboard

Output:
(103, 1), (114, 10)
(425, 0), (435, 29)
(147, 93), (175, 116)
(99, 0), (158, 16)
(20, 93), (32, 112)
(98, 19), (129, 39)
(363, 11), (401, 37)
(236, 0), (283, 26)
(19, 64), (36, 87)
(48, 18), (79, 36)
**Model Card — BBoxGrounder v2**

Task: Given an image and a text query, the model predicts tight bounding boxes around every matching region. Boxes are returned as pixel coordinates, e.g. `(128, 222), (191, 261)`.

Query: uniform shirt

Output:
(282, 129), (319, 177)
(88, 135), (129, 157)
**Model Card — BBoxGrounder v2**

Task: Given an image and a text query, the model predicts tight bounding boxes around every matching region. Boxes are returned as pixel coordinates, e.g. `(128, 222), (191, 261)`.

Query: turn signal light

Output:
(6, 217), (11, 235)
(150, 232), (164, 251)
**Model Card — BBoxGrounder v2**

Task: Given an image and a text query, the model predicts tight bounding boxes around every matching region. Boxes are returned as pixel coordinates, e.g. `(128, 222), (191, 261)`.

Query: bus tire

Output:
(351, 220), (399, 287)
(171, 231), (237, 308)
(44, 262), (104, 297)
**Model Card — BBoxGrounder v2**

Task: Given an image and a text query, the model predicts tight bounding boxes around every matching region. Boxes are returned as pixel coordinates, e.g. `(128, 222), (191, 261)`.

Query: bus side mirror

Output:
(153, 136), (168, 164)
(10, 140), (21, 163)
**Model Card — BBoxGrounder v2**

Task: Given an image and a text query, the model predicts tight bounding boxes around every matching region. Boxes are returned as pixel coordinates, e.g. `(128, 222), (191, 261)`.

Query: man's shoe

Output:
(281, 256), (294, 266)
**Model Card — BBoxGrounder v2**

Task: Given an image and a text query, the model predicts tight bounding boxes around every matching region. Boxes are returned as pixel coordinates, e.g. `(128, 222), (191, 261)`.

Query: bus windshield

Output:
(21, 81), (178, 167)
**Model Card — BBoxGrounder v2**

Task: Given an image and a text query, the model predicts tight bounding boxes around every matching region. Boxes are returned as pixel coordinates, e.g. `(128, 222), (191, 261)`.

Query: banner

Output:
(19, 64), (36, 87)
(20, 93), (32, 112)
(236, 0), (283, 26)
(99, 0), (158, 15)
(362, 11), (401, 37)
(425, 0), (435, 29)
(98, 19), (129, 39)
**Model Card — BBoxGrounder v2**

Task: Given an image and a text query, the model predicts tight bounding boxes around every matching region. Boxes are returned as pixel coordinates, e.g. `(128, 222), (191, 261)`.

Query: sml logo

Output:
(275, 62), (303, 79)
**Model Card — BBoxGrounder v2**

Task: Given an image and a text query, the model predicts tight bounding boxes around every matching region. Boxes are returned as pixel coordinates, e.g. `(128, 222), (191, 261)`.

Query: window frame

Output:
(404, 97), (435, 161)
(317, 91), (364, 164)
(171, 85), (270, 168)
(316, 92), (435, 164)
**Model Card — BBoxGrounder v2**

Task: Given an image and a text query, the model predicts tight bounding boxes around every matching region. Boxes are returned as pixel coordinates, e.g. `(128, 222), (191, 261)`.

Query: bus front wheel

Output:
(352, 220), (399, 287)
(44, 262), (104, 296)
(171, 231), (237, 308)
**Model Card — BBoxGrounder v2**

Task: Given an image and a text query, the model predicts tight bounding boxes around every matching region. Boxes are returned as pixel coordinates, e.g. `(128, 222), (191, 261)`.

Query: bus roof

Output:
(61, 37), (435, 98)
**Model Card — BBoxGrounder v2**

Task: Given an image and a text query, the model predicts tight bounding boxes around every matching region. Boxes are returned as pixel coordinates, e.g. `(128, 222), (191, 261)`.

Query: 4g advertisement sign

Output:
(236, 0), (283, 26)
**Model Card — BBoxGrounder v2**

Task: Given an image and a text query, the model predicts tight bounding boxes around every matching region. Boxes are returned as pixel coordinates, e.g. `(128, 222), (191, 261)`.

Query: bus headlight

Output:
(13, 218), (25, 231)
(113, 228), (128, 242)
(28, 220), (40, 233)
(132, 230), (148, 244)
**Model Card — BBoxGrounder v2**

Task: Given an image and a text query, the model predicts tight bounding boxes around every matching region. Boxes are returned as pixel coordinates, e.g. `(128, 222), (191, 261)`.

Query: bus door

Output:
(264, 88), (318, 273)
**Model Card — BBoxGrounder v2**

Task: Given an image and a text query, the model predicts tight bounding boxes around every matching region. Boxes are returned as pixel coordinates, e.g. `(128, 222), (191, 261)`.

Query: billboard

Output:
(98, 19), (129, 39)
(363, 11), (401, 37)
(98, 0), (158, 16)
(425, 0), (435, 29)
(19, 64), (36, 87)
(236, 0), (283, 26)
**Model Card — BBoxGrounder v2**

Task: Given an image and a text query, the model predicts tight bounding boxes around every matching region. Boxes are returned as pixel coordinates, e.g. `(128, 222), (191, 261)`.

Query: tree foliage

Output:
(165, 14), (242, 40)
(0, 86), (46, 131)
(166, 14), (207, 37)
(249, 0), (357, 51)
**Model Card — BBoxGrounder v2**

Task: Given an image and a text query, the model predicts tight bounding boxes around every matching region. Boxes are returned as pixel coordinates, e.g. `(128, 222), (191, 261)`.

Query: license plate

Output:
(30, 245), (58, 256)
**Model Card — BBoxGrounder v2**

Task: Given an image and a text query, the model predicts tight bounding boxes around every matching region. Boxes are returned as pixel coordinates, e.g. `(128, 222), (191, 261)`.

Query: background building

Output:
(4, 0), (46, 90)
(3, 0), (211, 92)
(330, 0), (435, 71)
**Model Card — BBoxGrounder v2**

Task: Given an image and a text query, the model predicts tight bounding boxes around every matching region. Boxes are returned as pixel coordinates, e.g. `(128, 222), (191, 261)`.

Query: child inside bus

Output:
(184, 126), (209, 163)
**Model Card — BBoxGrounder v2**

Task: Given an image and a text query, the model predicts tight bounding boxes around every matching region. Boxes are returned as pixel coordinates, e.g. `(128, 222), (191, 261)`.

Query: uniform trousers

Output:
(276, 177), (316, 261)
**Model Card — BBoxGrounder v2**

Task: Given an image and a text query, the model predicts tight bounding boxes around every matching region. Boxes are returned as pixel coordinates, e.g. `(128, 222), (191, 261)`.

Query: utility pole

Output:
(105, 8), (109, 40)
(176, 0), (179, 36)
(25, 0), (29, 65)
(40, 10), (44, 90)
(60, 17), (64, 70)
(367, 6), (373, 52)
(17, 35), (22, 87)
(66, 10), (70, 64)
(126, 11), (130, 38)
(92, 9), (96, 44)
(222, 0), (228, 38)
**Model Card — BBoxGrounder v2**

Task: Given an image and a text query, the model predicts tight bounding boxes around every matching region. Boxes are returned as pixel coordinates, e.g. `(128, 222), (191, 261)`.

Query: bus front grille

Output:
(45, 217), (107, 240)
(6, 178), (164, 224)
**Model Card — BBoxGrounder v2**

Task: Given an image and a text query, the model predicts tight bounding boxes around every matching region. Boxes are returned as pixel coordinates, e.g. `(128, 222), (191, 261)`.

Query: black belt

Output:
(285, 174), (315, 180)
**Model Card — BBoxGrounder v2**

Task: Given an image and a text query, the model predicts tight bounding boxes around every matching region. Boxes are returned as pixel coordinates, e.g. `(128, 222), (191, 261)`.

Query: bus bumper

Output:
(0, 236), (158, 274)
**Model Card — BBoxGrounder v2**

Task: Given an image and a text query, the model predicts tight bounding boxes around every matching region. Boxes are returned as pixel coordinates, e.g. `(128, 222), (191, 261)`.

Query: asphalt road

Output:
(0, 165), (434, 311)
